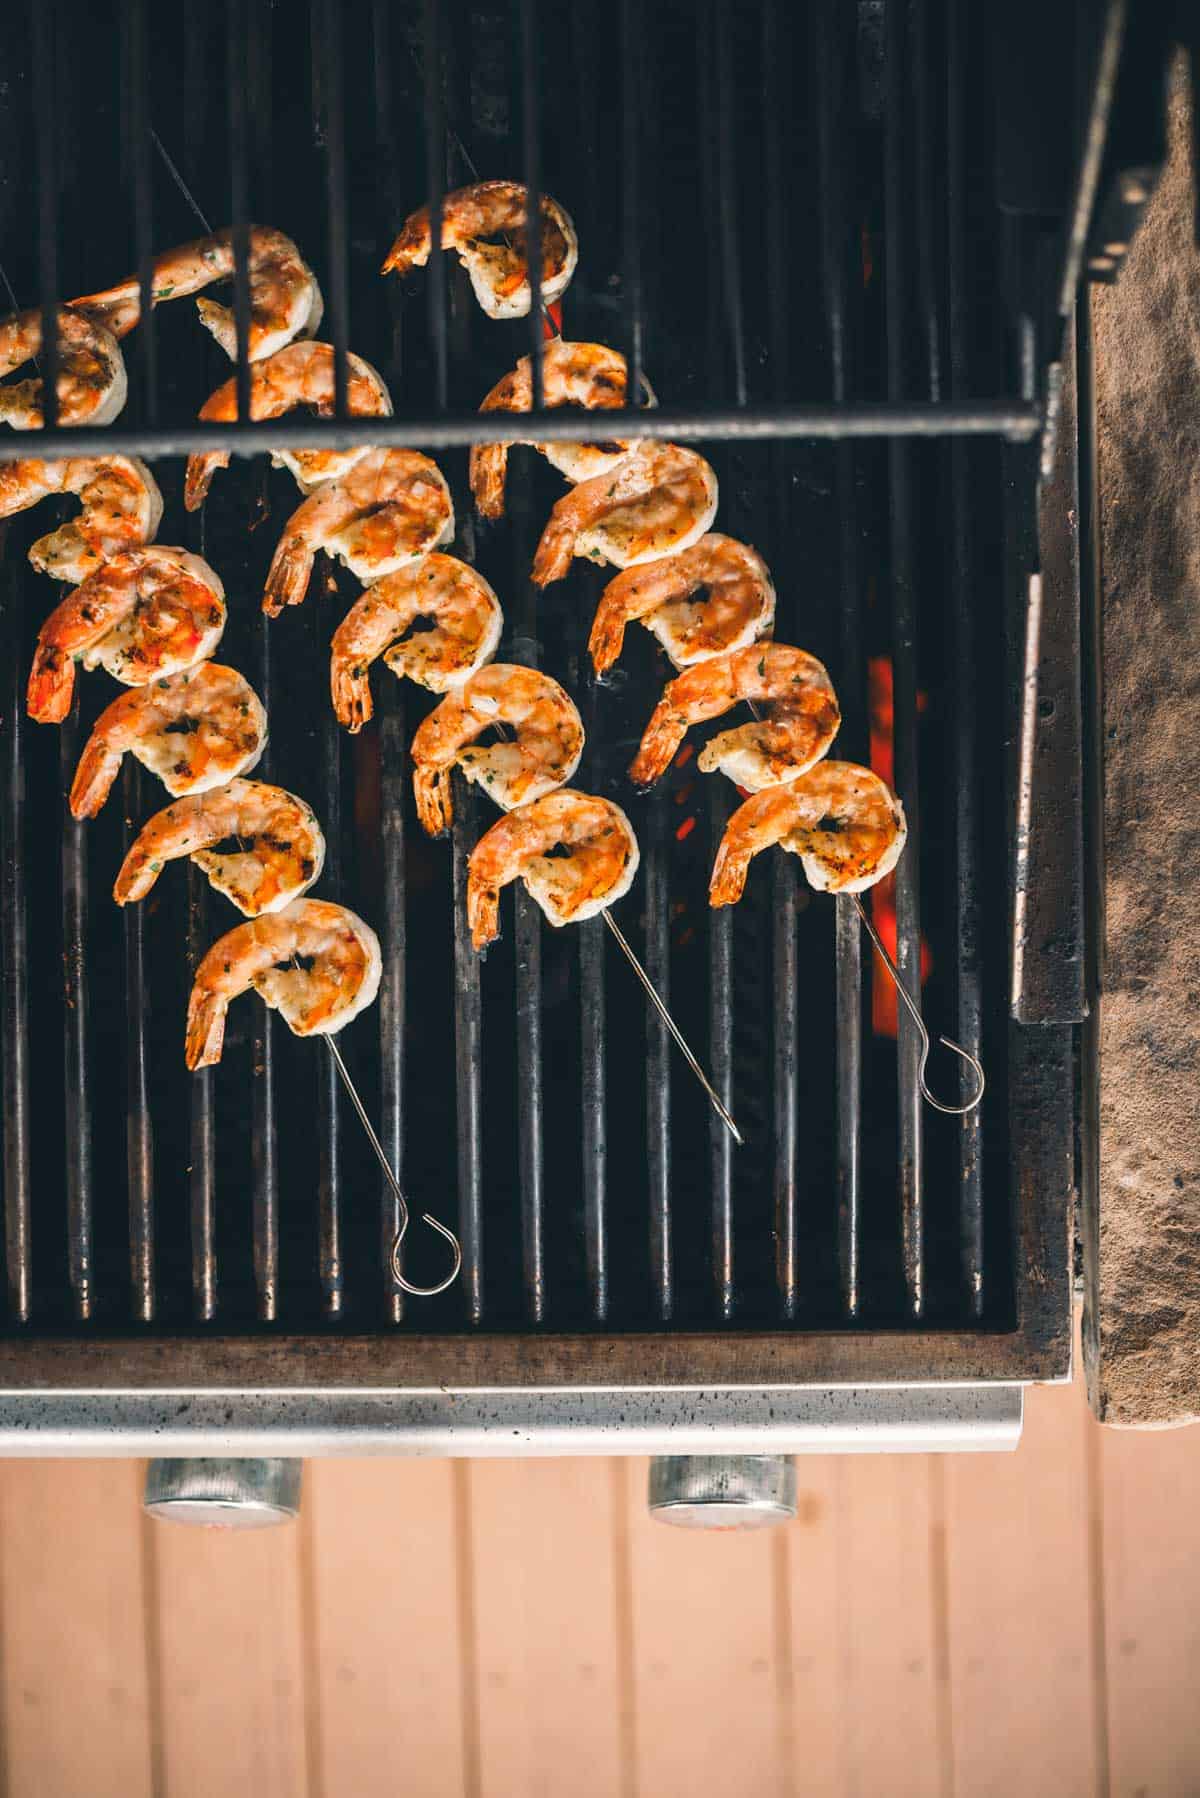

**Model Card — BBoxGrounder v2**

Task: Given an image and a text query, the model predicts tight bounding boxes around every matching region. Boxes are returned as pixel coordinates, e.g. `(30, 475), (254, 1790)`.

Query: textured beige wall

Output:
(1090, 60), (1200, 1424)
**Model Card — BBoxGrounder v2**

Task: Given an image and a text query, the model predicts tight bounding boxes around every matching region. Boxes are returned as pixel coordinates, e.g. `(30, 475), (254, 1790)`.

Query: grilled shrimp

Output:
(115, 778), (325, 916)
(629, 642), (840, 791)
(0, 455), (163, 583)
(0, 308), (127, 428)
(410, 664), (584, 836)
(382, 180), (578, 320)
(69, 663), (267, 820)
(70, 226), (323, 362)
(184, 342), (393, 507)
(532, 444), (718, 586)
(467, 790), (639, 949)
(330, 555), (502, 731)
(27, 548), (226, 724)
(469, 341), (649, 517)
(186, 898), (381, 1069)
(589, 533), (775, 675)
(710, 763), (908, 905)
(262, 449), (454, 614)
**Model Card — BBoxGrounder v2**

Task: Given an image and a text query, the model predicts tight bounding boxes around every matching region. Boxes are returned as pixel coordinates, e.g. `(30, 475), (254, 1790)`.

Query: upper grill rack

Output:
(0, 0), (1079, 1380)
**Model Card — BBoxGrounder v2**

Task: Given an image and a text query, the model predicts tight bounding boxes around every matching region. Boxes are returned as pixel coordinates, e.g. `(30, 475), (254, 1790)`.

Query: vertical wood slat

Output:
(624, 1456), (788, 1794)
(305, 1459), (467, 1798)
(150, 1493), (309, 1798)
(0, 1462), (155, 1798)
(943, 1368), (1102, 1797)
(467, 1459), (629, 1798)
(1100, 1407), (1200, 1795)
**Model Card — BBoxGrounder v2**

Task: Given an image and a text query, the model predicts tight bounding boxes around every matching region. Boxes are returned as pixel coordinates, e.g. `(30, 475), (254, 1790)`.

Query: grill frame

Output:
(0, 0), (1132, 1403)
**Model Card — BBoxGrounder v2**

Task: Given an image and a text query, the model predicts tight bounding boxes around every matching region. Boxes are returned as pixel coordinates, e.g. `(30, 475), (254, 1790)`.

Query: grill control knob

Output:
(648, 1455), (797, 1529)
(143, 1458), (302, 1528)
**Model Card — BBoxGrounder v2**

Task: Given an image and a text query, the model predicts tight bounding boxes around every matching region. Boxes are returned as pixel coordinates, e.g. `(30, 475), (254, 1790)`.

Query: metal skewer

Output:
(737, 698), (984, 1116)
(849, 894), (984, 1116)
(602, 907), (743, 1145)
(325, 1035), (462, 1296)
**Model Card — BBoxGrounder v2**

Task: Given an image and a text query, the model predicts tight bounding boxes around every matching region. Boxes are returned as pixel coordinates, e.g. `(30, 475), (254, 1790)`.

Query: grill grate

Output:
(0, 0), (1083, 1385)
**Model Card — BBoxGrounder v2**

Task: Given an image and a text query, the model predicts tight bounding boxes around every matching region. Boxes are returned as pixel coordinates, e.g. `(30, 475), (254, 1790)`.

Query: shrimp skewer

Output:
(709, 763), (908, 905)
(330, 556), (503, 732)
(27, 548), (226, 724)
(382, 180), (578, 320)
(709, 766), (985, 1116)
(184, 342), (393, 508)
(262, 448), (454, 614)
(115, 779), (325, 916)
(467, 790), (639, 949)
(0, 456), (163, 584)
(70, 226), (323, 362)
(467, 793), (742, 1141)
(589, 533), (776, 675)
(532, 444), (718, 586)
(469, 341), (650, 517)
(186, 899), (381, 1069)
(69, 663), (268, 820)
(0, 309), (127, 429)
(630, 643), (840, 791)
(410, 664), (584, 836)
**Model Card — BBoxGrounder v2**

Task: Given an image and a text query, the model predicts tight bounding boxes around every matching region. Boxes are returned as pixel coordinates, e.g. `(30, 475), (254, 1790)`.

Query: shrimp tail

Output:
(69, 739), (122, 819)
(587, 604), (626, 677)
(709, 836), (751, 908)
(185, 987), (229, 1071)
(330, 659), (372, 734)
(26, 644), (75, 725)
(531, 514), (577, 588)
(112, 843), (159, 907)
(381, 231), (429, 277)
(628, 703), (682, 788)
(196, 296), (237, 360)
(468, 445), (508, 519)
(413, 764), (453, 836)
(467, 879), (501, 950)
(184, 451), (229, 512)
(263, 534), (316, 616)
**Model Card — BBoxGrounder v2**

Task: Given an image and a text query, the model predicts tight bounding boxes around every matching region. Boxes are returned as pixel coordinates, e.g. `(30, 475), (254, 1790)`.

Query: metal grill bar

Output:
(644, 787), (672, 1320)
(946, 0), (985, 1313)
(580, 917), (607, 1322)
(519, 0), (544, 408)
(182, 18), (216, 1327)
(1, 566), (31, 1324)
(421, 0), (448, 410)
(315, 0), (351, 422)
(125, 0), (159, 426)
(452, 784), (484, 1324)
(250, 592), (279, 1324)
(316, 585), (344, 1318)
(226, 0), (253, 437)
(187, 865), (216, 1321)
(714, 0), (748, 407)
(123, 764), (155, 1322)
(514, 889), (545, 1322)
(62, 697), (93, 1321)
(0, 402), (1043, 463)
(31, 0), (59, 433)
(379, 687), (407, 1322)
(763, 0), (798, 1317)
(884, 0), (924, 1316)
(814, 0), (866, 1316)
(618, 0), (644, 411)
(708, 783), (735, 1320)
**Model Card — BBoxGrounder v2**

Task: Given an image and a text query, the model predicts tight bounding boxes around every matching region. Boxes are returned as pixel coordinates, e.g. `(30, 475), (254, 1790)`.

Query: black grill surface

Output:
(0, 0), (1075, 1382)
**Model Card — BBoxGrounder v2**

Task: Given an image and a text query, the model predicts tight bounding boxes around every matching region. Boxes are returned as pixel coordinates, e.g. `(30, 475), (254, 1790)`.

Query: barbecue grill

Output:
(0, 0), (1158, 1508)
